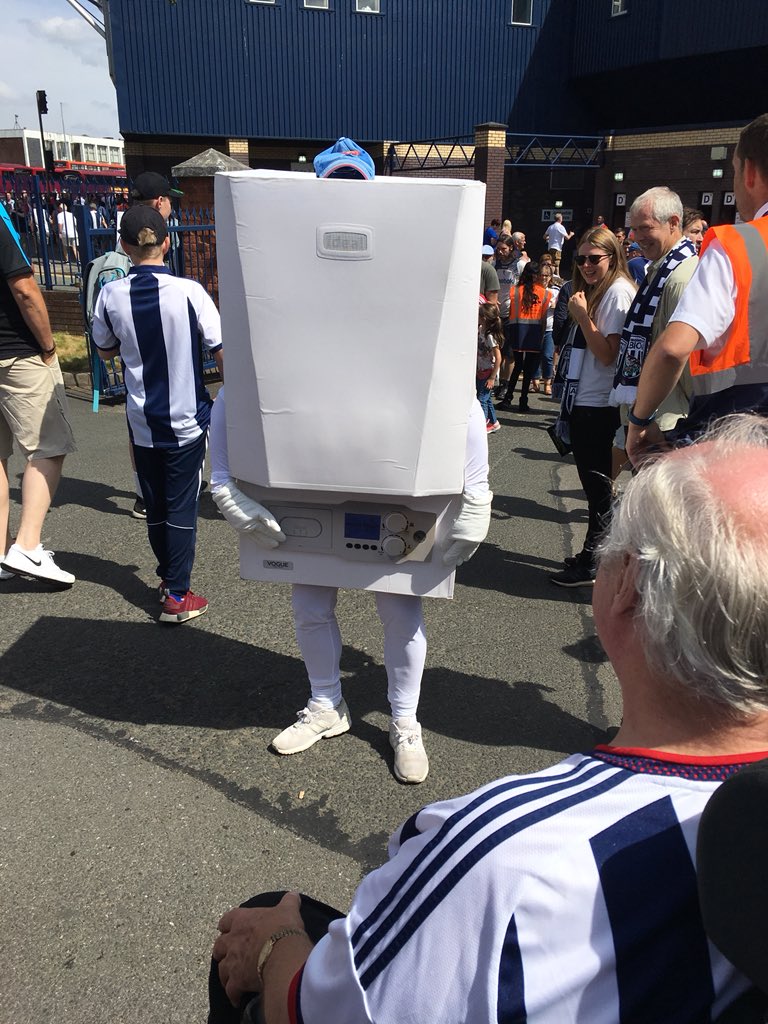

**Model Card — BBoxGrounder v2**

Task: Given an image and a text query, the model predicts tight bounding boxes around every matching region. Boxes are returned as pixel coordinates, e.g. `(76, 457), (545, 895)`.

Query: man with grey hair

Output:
(628, 113), (768, 463)
(209, 415), (767, 1024)
(609, 186), (698, 445)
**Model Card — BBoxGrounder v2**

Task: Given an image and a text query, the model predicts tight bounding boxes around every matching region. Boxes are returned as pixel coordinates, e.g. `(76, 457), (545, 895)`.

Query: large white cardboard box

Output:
(215, 170), (485, 596)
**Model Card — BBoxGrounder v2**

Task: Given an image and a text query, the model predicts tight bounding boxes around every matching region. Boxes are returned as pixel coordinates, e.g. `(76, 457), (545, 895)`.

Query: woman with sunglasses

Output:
(551, 227), (636, 588)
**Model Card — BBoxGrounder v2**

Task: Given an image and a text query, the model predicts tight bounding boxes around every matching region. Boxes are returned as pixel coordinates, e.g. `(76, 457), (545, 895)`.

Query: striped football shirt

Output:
(292, 749), (765, 1024)
(92, 264), (222, 448)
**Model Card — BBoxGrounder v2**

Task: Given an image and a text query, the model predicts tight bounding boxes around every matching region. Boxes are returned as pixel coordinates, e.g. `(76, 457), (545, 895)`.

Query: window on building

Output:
(355, 0), (380, 11)
(83, 143), (96, 161)
(245, 0), (276, 4)
(304, 0), (330, 8)
(510, 0), (533, 25)
(97, 145), (109, 162)
(611, 0), (627, 15)
(109, 147), (121, 161)
(711, 145), (727, 160)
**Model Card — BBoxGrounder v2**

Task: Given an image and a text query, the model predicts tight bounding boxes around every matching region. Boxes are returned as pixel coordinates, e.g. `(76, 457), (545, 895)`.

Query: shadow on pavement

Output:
(1, 616), (604, 754)
(451, 543), (594, 606)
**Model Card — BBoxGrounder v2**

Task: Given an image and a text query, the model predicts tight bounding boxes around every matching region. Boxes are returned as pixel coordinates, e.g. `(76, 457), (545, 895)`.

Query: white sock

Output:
(308, 695), (340, 712)
(14, 542), (42, 555)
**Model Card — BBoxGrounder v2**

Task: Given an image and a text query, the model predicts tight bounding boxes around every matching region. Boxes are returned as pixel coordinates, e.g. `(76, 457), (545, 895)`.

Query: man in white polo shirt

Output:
(543, 213), (574, 273)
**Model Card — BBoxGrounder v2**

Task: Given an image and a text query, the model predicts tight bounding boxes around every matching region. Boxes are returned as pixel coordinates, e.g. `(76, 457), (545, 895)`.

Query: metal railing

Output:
(505, 134), (605, 168)
(384, 134), (476, 174)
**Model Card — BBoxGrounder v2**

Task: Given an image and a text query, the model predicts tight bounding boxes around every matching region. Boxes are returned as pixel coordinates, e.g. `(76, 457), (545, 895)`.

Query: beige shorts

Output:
(0, 353), (77, 461)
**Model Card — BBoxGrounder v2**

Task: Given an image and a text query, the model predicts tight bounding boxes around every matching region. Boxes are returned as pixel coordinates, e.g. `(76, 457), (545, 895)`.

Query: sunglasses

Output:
(575, 254), (611, 266)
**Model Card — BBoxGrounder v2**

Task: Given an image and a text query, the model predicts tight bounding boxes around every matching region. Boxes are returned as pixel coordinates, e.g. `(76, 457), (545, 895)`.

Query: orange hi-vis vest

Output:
(509, 284), (549, 352)
(688, 218), (768, 423)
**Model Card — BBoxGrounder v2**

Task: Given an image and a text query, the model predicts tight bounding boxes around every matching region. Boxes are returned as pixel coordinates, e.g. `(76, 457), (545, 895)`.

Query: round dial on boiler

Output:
(381, 534), (407, 557)
(383, 512), (408, 533)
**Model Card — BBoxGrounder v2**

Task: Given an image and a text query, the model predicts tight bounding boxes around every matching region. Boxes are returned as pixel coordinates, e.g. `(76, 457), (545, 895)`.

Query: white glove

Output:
(442, 490), (493, 567)
(212, 481), (286, 549)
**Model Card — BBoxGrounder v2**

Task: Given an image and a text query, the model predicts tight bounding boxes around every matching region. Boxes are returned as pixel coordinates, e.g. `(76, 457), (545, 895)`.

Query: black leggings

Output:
(507, 351), (541, 405)
(208, 891), (344, 1023)
(568, 405), (620, 563)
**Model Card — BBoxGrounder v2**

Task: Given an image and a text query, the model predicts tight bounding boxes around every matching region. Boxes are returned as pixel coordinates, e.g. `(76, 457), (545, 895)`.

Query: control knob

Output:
(381, 534), (407, 558)
(383, 511), (408, 533)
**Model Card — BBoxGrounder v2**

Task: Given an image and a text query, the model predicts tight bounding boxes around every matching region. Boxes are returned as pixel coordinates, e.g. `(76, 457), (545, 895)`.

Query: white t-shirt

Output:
(545, 286), (559, 331)
(57, 210), (77, 241)
(545, 221), (568, 252)
(576, 277), (636, 406)
(669, 200), (768, 353)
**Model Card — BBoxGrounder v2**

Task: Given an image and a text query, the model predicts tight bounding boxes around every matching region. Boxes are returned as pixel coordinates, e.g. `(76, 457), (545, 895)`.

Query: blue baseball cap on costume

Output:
(313, 138), (375, 180)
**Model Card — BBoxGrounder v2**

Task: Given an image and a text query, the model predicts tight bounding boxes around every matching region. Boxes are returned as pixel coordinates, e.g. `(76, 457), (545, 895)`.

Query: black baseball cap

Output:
(119, 205), (169, 247)
(130, 171), (183, 201)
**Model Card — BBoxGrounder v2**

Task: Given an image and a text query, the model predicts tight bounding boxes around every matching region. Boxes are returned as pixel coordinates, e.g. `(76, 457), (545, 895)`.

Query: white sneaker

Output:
(1, 543), (75, 587)
(271, 699), (351, 755)
(389, 717), (429, 784)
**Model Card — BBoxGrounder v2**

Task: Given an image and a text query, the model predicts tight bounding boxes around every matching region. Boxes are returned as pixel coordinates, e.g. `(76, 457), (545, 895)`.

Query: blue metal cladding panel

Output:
(658, 0), (768, 59)
(571, 0), (768, 77)
(108, 0), (570, 140)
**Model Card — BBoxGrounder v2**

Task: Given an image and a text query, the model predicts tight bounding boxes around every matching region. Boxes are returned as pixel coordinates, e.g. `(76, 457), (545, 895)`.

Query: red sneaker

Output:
(159, 590), (209, 624)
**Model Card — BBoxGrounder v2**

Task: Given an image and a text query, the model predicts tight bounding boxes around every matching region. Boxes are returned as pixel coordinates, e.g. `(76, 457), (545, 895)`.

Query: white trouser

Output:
(211, 387), (488, 721)
(291, 584), (426, 720)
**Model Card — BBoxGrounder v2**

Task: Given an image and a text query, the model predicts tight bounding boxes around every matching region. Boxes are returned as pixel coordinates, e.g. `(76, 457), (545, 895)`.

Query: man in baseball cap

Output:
(131, 171), (183, 202)
(119, 205), (169, 249)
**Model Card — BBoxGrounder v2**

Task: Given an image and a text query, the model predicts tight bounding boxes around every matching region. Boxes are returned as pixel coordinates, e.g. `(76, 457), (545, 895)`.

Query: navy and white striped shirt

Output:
(92, 264), (222, 448)
(295, 749), (762, 1023)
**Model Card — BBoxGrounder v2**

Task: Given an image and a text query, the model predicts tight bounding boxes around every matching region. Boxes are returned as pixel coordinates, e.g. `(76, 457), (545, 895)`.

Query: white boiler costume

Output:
(210, 141), (491, 783)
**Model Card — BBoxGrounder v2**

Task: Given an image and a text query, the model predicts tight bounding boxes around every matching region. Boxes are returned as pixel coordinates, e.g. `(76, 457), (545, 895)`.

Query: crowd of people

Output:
(3, 115), (768, 1022)
(1, 186), (122, 266)
(476, 169), (734, 594)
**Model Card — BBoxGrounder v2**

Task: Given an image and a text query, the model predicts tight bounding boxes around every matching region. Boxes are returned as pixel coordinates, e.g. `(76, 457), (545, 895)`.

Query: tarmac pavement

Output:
(0, 384), (622, 1023)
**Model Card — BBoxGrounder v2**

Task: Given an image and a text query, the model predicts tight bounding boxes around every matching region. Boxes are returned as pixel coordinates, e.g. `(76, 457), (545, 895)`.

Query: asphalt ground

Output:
(0, 384), (622, 1023)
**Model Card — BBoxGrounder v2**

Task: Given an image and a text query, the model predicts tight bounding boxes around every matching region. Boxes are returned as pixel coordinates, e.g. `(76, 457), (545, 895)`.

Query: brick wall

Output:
(176, 176), (219, 305)
(598, 135), (737, 229)
(44, 289), (83, 334)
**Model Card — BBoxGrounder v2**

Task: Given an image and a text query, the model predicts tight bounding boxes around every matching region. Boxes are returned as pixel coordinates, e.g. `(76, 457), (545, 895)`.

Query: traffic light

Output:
(36, 90), (48, 115)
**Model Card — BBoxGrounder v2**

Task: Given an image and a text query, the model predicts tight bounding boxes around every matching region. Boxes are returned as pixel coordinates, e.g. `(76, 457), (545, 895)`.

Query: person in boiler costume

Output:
(210, 139), (492, 784)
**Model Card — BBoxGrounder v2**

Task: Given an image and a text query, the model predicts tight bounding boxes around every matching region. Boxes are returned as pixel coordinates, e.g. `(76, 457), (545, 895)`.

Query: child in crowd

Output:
(91, 205), (223, 624)
(477, 300), (504, 433)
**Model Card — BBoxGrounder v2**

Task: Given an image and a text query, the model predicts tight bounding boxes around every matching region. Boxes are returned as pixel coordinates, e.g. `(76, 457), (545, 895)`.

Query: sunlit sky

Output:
(0, 0), (119, 140)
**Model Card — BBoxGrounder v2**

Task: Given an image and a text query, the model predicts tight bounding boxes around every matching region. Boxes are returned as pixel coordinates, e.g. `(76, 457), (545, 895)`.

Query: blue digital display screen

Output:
(344, 513), (381, 540)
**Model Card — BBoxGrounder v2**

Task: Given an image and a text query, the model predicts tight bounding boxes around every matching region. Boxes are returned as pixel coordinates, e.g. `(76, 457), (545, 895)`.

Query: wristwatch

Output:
(627, 405), (657, 427)
(256, 927), (307, 982)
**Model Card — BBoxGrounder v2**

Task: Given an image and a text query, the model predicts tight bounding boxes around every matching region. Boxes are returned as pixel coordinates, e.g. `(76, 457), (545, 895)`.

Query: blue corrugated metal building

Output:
(105, 0), (768, 147)
(102, 0), (768, 245)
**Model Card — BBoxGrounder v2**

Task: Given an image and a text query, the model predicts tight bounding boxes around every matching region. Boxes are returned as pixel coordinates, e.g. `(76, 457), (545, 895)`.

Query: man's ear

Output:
(744, 157), (759, 191)
(162, 235), (171, 256)
(613, 552), (639, 616)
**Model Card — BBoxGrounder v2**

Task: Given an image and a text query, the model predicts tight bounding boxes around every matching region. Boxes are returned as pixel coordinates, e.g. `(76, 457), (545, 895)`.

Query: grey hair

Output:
(598, 414), (768, 717)
(511, 231), (525, 246)
(629, 186), (683, 226)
